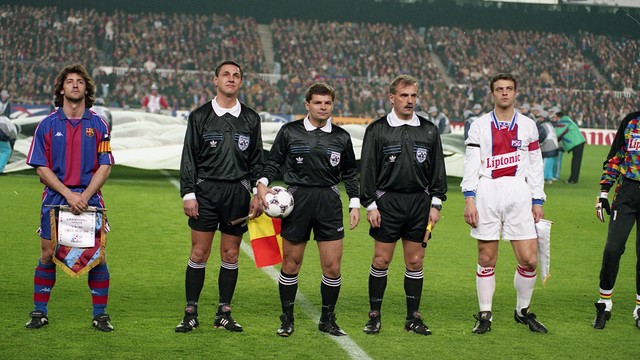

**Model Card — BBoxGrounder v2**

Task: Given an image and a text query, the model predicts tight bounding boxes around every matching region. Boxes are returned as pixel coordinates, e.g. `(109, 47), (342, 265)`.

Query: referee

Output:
(593, 110), (640, 329)
(256, 83), (360, 337)
(360, 75), (447, 336)
(176, 60), (264, 333)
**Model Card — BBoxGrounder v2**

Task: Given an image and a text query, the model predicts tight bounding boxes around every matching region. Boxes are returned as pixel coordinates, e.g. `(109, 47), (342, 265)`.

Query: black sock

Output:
(218, 261), (238, 313)
(368, 265), (388, 313)
(404, 268), (424, 319)
(185, 259), (206, 307)
(320, 275), (342, 321)
(279, 270), (298, 317)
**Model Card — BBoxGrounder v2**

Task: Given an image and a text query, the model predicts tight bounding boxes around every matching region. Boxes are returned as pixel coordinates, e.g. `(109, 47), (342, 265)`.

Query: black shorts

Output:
(282, 185), (344, 243)
(188, 179), (250, 236)
(370, 191), (430, 243)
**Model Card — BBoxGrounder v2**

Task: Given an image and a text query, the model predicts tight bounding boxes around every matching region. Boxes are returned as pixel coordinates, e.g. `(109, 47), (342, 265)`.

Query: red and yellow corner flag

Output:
(247, 214), (283, 268)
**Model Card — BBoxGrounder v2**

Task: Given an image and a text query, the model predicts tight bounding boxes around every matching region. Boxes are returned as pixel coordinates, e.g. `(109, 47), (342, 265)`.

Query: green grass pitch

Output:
(0, 145), (638, 359)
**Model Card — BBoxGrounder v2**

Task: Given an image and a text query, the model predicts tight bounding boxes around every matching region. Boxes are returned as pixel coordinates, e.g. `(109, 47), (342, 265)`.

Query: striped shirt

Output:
(600, 111), (640, 191)
(27, 108), (114, 186)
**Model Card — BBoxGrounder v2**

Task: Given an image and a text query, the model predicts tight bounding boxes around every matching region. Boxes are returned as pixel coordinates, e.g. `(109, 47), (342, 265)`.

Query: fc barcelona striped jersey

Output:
(461, 110), (545, 201)
(27, 108), (114, 187)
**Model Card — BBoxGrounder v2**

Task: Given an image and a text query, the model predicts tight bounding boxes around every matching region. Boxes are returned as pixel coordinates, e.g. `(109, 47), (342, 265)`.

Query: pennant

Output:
(50, 208), (108, 278)
(535, 219), (553, 287)
(247, 214), (283, 268)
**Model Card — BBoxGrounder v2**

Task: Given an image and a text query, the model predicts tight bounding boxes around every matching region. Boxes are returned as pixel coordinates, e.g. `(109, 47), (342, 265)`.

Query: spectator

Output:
(464, 103), (483, 140)
(536, 110), (560, 184)
(90, 97), (113, 130)
(0, 115), (18, 174)
(0, 90), (11, 117)
(428, 106), (451, 134)
(141, 83), (169, 113)
(554, 108), (586, 184)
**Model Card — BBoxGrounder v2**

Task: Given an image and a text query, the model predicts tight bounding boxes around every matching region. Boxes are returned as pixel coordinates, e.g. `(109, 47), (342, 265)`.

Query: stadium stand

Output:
(0, 3), (638, 129)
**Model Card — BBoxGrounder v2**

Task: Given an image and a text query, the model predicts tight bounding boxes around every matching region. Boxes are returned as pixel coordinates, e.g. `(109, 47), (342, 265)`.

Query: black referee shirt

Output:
(360, 114), (447, 207)
(180, 101), (263, 197)
(261, 119), (359, 200)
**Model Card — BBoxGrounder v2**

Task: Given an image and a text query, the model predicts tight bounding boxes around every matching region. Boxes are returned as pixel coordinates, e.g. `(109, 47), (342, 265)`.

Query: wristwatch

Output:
(431, 204), (442, 211)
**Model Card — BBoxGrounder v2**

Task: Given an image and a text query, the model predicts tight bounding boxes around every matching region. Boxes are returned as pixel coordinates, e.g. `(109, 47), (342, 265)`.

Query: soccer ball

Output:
(264, 186), (294, 218)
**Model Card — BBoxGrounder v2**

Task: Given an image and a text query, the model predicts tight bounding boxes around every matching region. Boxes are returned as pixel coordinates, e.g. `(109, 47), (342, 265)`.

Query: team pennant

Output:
(535, 219), (553, 287)
(50, 207), (108, 278)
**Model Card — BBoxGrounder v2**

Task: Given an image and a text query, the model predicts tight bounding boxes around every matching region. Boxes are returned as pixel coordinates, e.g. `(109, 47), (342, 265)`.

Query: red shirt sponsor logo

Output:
(485, 152), (521, 170)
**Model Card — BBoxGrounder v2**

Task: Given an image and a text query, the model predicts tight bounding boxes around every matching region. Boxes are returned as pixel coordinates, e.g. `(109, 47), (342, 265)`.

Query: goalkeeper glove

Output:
(595, 191), (610, 222)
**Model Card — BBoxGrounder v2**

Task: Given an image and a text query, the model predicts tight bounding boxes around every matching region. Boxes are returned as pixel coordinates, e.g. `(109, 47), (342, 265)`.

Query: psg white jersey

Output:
(460, 110), (545, 201)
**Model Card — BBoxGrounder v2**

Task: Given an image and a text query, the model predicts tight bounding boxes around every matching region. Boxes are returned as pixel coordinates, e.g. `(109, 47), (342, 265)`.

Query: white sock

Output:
(514, 265), (536, 315)
(598, 288), (613, 311)
(476, 264), (495, 312)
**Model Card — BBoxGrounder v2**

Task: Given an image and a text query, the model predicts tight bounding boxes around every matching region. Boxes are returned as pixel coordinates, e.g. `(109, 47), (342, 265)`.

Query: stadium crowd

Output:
(0, 4), (638, 129)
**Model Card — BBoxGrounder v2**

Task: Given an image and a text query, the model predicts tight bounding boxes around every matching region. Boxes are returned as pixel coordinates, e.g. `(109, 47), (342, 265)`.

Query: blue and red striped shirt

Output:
(27, 108), (114, 186)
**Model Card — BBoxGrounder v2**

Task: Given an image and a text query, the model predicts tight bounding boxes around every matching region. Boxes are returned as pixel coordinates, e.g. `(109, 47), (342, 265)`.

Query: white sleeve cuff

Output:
(366, 201), (378, 211)
(431, 197), (442, 206)
(349, 197), (360, 209)
(256, 177), (269, 187)
(183, 192), (196, 201)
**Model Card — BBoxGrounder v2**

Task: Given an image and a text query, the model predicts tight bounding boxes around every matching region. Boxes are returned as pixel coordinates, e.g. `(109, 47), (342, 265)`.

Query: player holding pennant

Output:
(461, 73), (548, 334)
(25, 64), (115, 332)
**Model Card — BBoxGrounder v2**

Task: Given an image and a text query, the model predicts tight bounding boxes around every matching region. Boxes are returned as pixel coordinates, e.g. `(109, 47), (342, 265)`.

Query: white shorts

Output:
(471, 176), (537, 241)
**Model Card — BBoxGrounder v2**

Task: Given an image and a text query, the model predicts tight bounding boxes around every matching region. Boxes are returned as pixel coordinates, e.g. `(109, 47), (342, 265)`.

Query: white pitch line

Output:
(165, 174), (371, 360)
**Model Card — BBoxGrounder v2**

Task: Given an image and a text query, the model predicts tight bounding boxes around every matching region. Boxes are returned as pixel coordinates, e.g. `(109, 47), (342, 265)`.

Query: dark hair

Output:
(53, 64), (96, 108)
(489, 73), (517, 92)
(389, 74), (418, 95)
(304, 82), (335, 102)
(214, 60), (243, 79)
(556, 111), (565, 117)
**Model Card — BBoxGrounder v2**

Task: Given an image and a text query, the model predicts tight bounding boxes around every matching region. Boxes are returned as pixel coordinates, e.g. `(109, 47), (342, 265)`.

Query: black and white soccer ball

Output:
(264, 186), (294, 218)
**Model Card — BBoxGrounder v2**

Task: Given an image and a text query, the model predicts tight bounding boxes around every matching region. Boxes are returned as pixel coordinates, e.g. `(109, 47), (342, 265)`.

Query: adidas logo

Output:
(209, 140), (218, 147)
(389, 155), (396, 162)
(296, 157), (303, 164)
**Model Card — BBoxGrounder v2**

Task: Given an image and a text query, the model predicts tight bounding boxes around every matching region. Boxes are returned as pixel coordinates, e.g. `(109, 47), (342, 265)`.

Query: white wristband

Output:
(599, 191), (608, 199)
(256, 177), (269, 188)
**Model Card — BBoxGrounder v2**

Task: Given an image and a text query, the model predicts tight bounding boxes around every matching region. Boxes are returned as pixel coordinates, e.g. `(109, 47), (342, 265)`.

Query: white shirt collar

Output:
(386, 109), (419, 127)
(303, 116), (332, 132)
(211, 96), (241, 117)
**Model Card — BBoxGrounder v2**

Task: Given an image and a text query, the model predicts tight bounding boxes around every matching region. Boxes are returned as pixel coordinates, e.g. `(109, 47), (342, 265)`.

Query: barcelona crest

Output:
(85, 127), (95, 137)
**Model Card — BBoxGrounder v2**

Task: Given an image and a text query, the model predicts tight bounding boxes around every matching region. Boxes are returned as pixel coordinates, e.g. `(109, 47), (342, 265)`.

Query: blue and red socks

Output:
(88, 263), (110, 317)
(33, 260), (56, 314)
